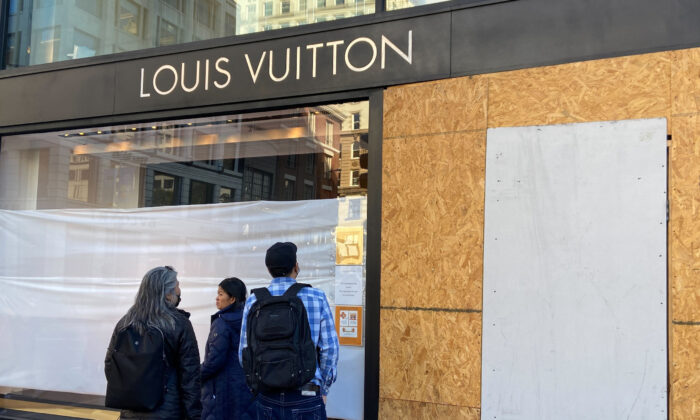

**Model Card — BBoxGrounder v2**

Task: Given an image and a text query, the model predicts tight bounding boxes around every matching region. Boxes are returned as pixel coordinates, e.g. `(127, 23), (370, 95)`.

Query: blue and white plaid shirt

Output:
(238, 277), (340, 396)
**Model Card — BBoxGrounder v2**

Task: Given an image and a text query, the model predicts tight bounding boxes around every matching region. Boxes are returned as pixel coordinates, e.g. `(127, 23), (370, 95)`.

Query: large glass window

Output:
(2, 0), (376, 68)
(0, 101), (370, 418)
(0, 102), (366, 210)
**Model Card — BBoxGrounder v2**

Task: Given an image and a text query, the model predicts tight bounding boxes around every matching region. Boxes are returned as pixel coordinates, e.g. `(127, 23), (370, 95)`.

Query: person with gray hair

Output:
(105, 266), (202, 419)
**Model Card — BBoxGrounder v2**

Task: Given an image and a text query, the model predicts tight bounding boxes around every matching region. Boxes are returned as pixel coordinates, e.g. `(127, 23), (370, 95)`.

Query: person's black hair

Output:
(268, 266), (294, 278)
(219, 277), (246, 309)
(265, 242), (297, 278)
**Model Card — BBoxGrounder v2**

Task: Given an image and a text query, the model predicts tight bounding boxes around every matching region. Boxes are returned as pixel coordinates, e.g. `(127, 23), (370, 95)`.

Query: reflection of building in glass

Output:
(0, 106), (351, 210)
(238, 0), (374, 33)
(3, 0), (376, 68)
(337, 102), (368, 197)
(5, 0), (240, 67)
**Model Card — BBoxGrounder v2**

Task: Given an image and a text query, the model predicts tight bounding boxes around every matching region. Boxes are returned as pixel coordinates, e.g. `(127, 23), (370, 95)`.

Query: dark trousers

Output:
(255, 391), (327, 420)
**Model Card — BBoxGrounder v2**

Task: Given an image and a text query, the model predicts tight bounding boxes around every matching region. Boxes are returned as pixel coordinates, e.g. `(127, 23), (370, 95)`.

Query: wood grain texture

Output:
(671, 324), (700, 420)
(381, 131), (485, 310)
(669, 115), (700, 322)
(488, 52), (671, 128)
(671, 48), (700, 116)
(379, 398), (480, 420)
(383, 76), (488, 139)
(379, 309), (482, 408)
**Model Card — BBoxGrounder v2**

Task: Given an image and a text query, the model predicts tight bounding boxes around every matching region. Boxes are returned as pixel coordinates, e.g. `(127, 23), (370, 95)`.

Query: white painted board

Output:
(482, 119), (667, 420)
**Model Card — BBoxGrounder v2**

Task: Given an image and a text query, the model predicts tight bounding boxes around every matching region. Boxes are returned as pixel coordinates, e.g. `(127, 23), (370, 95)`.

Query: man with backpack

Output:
(239, 242), (339, 419)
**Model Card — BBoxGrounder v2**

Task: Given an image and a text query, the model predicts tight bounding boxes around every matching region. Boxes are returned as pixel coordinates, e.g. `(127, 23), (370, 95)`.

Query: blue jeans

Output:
(255, 392), (327, 420)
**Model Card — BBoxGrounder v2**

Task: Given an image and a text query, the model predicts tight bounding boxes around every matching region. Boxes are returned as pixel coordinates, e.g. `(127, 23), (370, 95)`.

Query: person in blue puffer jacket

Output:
(201, 277), (254, 420)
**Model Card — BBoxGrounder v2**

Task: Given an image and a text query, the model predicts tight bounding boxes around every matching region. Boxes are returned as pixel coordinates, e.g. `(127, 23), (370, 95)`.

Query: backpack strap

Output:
(252, 287), (272, 301)
(283, 282), (311, 298)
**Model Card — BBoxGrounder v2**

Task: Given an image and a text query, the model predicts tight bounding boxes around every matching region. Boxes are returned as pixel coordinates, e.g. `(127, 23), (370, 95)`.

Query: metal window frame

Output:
(0, 0), (9, 69)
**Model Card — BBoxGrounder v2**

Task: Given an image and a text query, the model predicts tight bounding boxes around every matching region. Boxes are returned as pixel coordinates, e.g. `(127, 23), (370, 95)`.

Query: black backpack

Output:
(242, 283), (317, 394)
(104, 324), (168, 411)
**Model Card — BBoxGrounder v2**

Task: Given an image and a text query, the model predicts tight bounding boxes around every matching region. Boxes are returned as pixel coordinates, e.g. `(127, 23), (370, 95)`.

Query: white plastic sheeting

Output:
(0, 198), (365, 419)
(482, 119), (667, 419)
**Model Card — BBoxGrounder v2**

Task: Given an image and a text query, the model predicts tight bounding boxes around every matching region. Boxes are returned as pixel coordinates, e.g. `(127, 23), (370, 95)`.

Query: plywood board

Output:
(482, 119), (668, 419)
(384, 76), (488, 139)
(671, 324), (700, 420)
(671, 48), (700, 116)
(379, 308), (481, 407)
(488, 53), (671, 128)
(381, 132), (485, 310)
(379, 398), (480, 420)
(669, 115), (700, 323)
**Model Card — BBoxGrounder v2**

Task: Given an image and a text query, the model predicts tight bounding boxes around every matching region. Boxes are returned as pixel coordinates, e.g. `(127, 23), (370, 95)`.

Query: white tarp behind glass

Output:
(0, 197), (366, 420)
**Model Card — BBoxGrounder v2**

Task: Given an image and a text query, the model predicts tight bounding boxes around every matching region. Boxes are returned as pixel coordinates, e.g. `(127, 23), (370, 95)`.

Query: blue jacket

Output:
(200, 304), (254, 420)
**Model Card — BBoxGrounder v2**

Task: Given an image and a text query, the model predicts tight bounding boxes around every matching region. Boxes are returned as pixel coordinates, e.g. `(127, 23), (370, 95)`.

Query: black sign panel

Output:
(0, 14), (449, 128)
(114, 13), (450, 114)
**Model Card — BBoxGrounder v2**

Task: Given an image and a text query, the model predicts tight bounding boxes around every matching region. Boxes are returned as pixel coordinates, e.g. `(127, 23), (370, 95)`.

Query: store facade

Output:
(1, 0), (699, 419)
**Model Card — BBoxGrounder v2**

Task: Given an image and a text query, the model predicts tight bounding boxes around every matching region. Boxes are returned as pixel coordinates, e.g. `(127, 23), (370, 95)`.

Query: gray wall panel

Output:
(452, 0), (700, 75)
(0, 66), (115, 127)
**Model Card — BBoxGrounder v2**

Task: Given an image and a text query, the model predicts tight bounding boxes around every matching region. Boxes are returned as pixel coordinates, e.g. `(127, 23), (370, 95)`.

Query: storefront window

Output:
(0, 104), (368, 209)
(2, 0), (376, 68)
(0, 101), (369, 418)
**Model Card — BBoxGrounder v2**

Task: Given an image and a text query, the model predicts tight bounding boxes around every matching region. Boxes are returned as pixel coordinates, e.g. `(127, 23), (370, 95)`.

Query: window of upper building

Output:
(352, 113), (361, 130)
(387, 0), (450, 10)
(352, 141), (361, 159)
(281, 1), (291, 14)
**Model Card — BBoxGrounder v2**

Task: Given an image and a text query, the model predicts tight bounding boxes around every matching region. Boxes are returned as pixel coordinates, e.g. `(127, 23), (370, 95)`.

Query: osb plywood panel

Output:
(671, 324), (700, 420)
(381, 132), (485, 310)
(383, 76), (488, 139)
(669, 115), (700, 321)
(379, 398), (479, 420)
(671, 48), (700, 116)
(379, 309), (481, 407)
(488, 52), (671, 128)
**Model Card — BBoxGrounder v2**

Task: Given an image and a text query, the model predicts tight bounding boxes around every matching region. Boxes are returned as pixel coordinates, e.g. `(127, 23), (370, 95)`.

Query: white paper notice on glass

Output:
(334, 265), (363, 305)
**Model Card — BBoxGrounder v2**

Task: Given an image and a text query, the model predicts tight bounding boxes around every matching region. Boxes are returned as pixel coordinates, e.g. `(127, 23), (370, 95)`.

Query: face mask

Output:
(175, 293), (181, 307)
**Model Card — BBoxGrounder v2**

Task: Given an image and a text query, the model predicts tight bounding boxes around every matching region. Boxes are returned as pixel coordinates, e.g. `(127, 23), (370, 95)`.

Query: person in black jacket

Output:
(106, 266), (202, 419)
(201, 277), (254, 420)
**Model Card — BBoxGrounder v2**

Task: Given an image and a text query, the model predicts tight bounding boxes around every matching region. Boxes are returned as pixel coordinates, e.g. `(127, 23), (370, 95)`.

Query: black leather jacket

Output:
(107, 309), (202, 420)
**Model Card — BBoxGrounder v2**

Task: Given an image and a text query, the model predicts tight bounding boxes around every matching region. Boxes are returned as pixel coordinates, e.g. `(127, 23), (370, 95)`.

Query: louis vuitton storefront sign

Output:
(0, 13), (451, 128)
(139, 31), (414, 98)
(116, 13), (451, 113)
